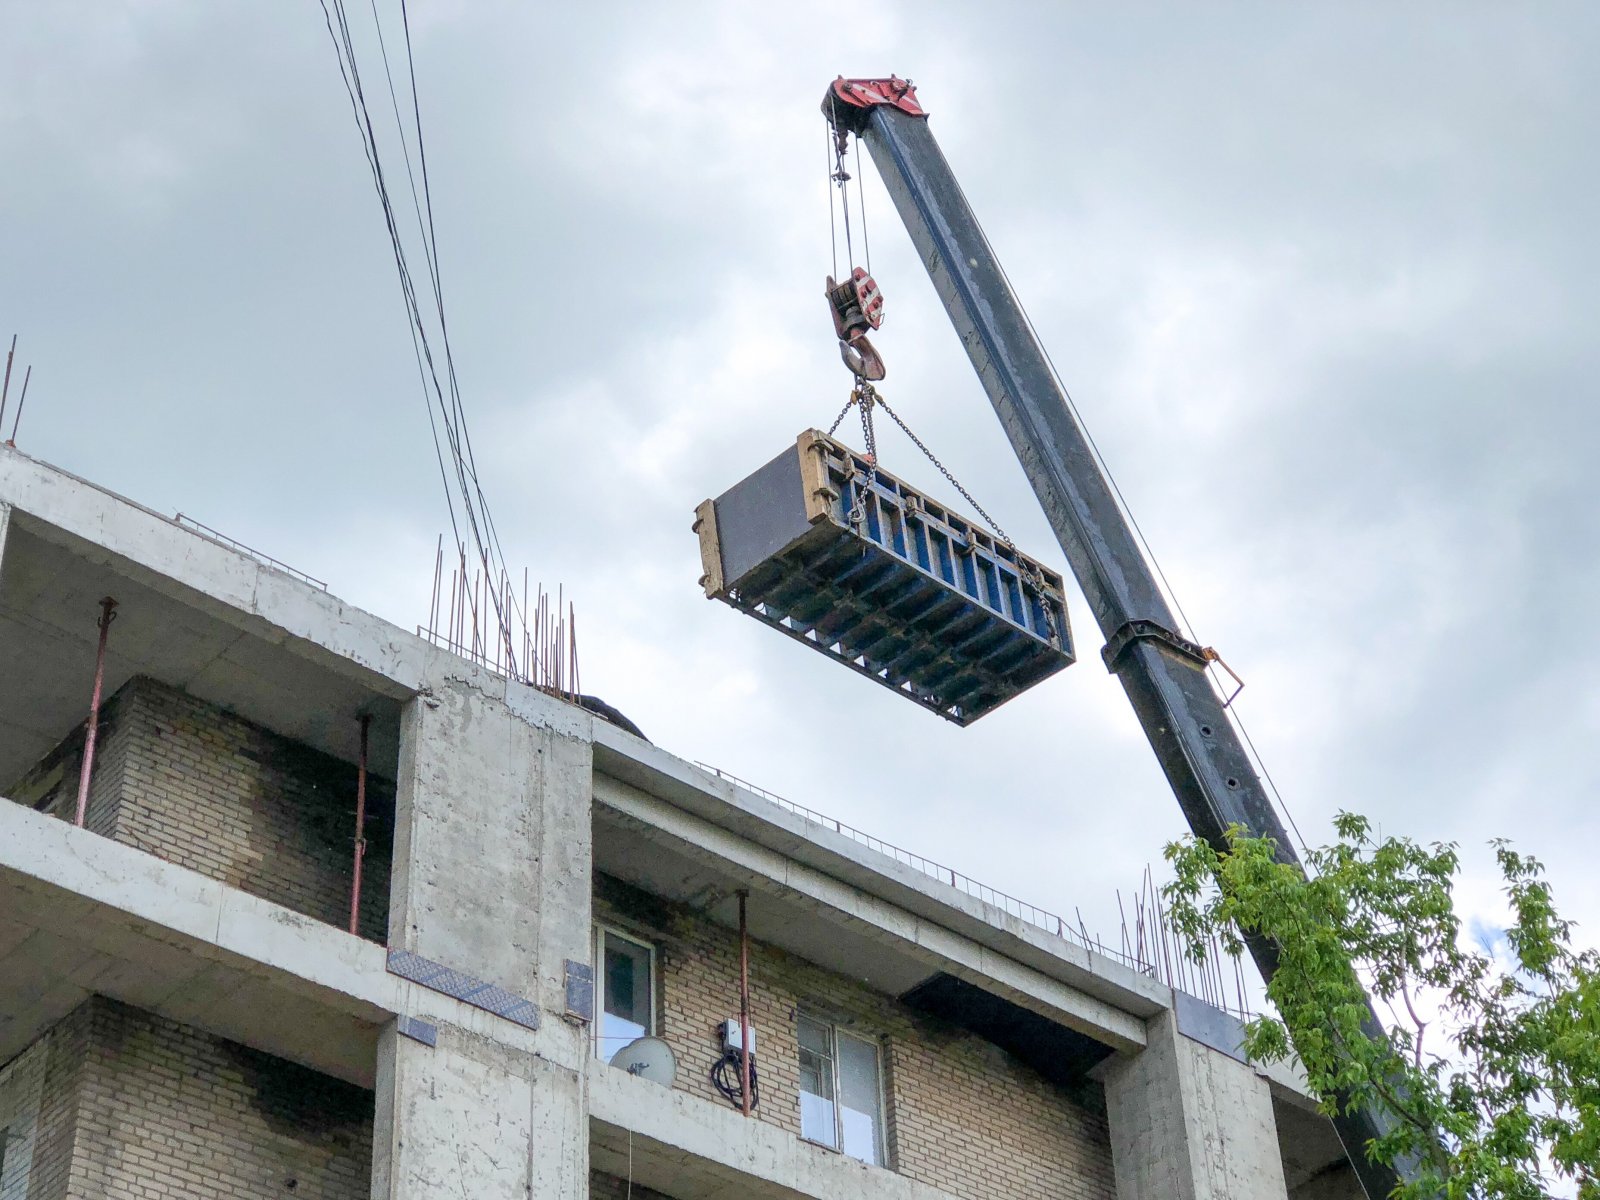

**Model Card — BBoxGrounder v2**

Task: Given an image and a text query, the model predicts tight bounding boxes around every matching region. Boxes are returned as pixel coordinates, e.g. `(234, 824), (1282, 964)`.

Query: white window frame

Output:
(593, 924), (656, 1060)
(797, 1013), (888, 1166)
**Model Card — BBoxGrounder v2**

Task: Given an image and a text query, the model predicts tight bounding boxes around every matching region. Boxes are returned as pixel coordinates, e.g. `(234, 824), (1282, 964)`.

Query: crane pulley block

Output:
(694, 429), (1074, 724)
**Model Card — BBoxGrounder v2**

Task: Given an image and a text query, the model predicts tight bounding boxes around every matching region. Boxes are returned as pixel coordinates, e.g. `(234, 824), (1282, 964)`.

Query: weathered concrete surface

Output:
(595, 773), (1146, 1053)
(588, 1058), (962, 1200)
(0, 799), (542, 1088)
(1099, 1011), (1289, 1200)
(379, 678), (593, 1199)
(0, 444), (453, 699)
(594, 732), (1170, 1021)
(390, 677), (593, 1013)
(374, 1020), (587, 1200)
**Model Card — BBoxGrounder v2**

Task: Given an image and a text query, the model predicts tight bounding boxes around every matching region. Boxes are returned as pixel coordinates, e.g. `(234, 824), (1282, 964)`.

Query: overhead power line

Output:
(316, 0), (521, 671)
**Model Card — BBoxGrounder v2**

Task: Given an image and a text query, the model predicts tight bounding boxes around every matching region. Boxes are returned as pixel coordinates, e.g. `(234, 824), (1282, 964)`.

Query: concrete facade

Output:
(0, 444), (1362, 1200)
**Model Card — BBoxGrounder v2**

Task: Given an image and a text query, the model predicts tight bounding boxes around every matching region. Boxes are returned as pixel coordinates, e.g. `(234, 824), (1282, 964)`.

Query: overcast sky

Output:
(5, 3), (1599, 976)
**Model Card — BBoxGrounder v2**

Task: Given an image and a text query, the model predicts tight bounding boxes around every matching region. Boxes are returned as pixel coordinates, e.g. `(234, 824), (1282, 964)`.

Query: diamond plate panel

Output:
(386, 948), (540, 1031)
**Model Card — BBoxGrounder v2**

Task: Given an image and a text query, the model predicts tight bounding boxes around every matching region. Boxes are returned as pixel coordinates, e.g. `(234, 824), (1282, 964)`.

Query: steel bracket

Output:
(1101, 619), (1209, 673)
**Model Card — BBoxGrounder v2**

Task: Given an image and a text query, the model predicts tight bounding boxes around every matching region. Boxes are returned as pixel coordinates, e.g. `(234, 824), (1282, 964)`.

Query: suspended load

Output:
(693, 427), (1073, 724)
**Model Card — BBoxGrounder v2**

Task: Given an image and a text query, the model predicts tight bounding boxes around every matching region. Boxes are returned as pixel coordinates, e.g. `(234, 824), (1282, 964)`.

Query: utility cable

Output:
(317, 0), (521, 670)
(934, 147), (1314, 856)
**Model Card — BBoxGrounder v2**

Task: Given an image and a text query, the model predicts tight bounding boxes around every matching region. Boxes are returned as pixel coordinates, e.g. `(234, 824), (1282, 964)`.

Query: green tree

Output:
(1163, 813), (1600, 1200)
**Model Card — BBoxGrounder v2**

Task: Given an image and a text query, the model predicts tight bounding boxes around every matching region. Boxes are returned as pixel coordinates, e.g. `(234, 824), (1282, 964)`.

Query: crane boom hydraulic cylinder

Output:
(824, 76), (1415, 1198)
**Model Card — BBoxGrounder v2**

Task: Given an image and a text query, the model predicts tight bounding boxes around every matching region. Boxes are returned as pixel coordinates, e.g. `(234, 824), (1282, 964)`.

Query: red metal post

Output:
(348, 714), (371, 936)
(73, 597), (119, 828)
(738, 890), (752, 1116)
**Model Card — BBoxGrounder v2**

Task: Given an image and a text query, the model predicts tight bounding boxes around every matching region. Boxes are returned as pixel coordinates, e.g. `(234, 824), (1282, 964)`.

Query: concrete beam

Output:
(594, 730), (1169, 1021)
(0, 446), (461, 699)
(594, 775), (1146, 1054)
(0, 800), (548, 1086)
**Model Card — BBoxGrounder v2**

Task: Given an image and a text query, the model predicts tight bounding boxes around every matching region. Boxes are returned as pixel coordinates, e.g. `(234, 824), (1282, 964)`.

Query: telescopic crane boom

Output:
(821, 76), (1414, 1199)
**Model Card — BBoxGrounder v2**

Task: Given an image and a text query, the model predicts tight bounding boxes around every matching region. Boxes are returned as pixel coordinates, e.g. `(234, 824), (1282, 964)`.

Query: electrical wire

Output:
(710, 1050), (759, 1111)
(934, 147), (1314, 857)
(316, 0), (521, 670)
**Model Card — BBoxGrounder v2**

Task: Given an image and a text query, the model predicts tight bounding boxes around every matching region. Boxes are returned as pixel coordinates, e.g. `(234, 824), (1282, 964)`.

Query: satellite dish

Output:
(611, 1036), (677, 1087)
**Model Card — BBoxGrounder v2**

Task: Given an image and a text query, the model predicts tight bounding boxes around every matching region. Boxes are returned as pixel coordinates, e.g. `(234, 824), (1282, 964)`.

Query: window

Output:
(797, 1014), (886, 1166)
(594, 926), (655, 1060)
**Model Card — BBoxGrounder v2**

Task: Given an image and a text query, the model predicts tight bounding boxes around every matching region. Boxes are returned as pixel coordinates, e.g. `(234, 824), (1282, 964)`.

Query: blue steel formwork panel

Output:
(695, 429), (1073, 724)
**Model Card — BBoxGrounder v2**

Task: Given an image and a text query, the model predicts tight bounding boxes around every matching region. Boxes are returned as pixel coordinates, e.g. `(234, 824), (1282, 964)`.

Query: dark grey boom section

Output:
(694, 429), (1073, 724)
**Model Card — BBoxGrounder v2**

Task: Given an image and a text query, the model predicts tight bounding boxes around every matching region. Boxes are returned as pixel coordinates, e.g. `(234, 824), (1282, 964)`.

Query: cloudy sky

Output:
(5, 4), (1598, 973)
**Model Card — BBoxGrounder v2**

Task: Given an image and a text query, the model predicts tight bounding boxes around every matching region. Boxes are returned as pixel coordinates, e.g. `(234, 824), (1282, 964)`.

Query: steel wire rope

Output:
(855, 137), (871, 276)
(936, 152), (1313, 858)
(826, 122), (838, 283)
(831, 134), (856, 271)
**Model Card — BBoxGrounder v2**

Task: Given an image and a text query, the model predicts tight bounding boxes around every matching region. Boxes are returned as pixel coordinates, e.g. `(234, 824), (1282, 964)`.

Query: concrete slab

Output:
(594, 775), (1147, 1054)
(588, 1058), (961, 1200)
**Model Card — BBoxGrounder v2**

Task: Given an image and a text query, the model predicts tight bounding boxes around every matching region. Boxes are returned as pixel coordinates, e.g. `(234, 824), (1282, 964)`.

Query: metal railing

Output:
(694, 763), (1133, 960)
(693, 761), (1256, 1019)
(172, 513), (328, 591)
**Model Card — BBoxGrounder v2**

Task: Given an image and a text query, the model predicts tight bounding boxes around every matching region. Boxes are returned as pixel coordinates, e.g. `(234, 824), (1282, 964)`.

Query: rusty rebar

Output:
(349, 714), (371, 936)
(6, 365), (30, 445)
(73, 597), (119, 828)
(738, 890), (753, 1116)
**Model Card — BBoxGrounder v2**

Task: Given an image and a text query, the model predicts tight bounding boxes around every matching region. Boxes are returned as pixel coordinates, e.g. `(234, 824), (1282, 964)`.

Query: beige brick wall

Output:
(4, 999), (372, 1200)
(0, 1031), (47, 1200)
(7, 678), (391, 941)
(593, 874), (1115, 1200)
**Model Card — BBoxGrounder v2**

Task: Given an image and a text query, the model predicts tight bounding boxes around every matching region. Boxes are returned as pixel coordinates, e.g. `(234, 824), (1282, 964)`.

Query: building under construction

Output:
(0, 443), (1368, 1199)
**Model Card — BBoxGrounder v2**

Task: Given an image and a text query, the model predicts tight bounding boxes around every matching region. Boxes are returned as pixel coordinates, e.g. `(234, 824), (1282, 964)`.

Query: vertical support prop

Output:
(73, 597), (118, 828)
(738, 889), (753, 1117)
(349, 713), (371, 936)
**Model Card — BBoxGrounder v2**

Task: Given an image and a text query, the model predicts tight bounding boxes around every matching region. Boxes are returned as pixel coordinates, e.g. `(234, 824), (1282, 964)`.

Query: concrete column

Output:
(377, 679), (594, 1200)
(373, 1020), (587, 1200)
(1099, 1010), (1289, 1200)
(389, 678), (593, 1006)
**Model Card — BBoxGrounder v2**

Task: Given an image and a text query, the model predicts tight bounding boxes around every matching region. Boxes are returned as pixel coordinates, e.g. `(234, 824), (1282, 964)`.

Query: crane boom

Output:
(823, 76), (1412, 1198)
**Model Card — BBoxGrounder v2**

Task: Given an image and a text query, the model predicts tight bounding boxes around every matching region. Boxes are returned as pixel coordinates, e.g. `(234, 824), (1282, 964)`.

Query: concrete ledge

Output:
(588, 1058), (962, 1200)
(593, 728), (1169, 1023)
(595, 777), (1144, 1052)
(0, 446), (451, 698)
(0, 800), (547, 1084)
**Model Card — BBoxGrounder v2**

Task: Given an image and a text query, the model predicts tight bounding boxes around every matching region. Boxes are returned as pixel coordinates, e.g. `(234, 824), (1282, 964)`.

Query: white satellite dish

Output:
(610, 1036), (677, 1087)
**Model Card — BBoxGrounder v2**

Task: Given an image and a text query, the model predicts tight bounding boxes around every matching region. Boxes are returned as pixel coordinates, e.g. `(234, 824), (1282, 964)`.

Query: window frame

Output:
(796, 1013), (888, 1167)
(592, 924), (657, 1060)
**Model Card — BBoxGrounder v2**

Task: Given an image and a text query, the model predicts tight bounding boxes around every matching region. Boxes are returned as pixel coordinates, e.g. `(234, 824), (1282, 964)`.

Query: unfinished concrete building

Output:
(0, 444), (1361, 1200)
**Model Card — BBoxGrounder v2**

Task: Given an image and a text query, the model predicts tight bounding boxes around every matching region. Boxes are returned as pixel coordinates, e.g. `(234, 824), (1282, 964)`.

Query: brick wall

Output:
(1, 999), (372, 1200)
(594, 874), (1116, 1200)
(7, 677), (391, 941)
(0, 1031), (47, 1200)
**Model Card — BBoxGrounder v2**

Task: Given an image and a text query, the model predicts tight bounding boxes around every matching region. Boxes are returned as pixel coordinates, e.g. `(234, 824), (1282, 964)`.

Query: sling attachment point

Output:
(1101, 620), (1245, 706)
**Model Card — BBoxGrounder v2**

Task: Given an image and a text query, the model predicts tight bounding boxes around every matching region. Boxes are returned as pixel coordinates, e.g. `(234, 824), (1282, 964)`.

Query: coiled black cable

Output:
(710, 1050), (758, 1111)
